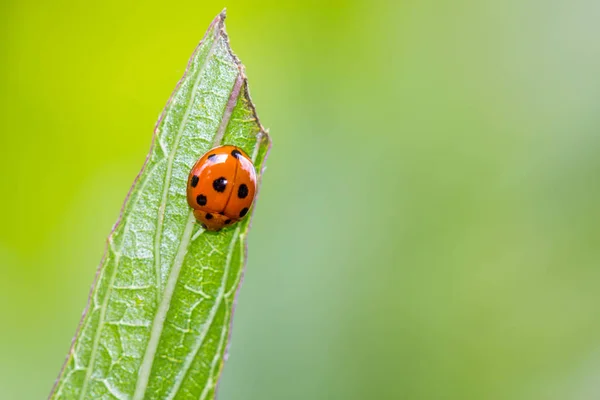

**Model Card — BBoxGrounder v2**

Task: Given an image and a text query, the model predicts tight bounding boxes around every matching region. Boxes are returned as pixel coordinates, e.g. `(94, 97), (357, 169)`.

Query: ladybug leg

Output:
(193, 209), (205, 223)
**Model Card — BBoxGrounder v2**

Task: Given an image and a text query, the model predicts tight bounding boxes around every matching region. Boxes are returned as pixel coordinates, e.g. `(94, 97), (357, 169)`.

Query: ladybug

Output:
(186, 145), (256, 231)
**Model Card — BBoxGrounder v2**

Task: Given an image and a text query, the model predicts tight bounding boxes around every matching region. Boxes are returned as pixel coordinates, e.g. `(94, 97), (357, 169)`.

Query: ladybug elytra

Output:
(186, 145), (256, 231)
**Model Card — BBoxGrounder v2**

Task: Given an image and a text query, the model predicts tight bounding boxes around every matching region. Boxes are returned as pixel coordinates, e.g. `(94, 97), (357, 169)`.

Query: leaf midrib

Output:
(131, 34), (222, 400)
(133, 28), (245, 399)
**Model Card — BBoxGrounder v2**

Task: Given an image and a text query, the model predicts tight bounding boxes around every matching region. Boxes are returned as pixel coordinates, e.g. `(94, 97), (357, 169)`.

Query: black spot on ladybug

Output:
(207, 154), (217, 161)
(205, 213), (213, 220)
(196, 194), (207, 206)
(237, 184), (248, 199)
(190, 175), (199, 188)
(201, 223), (207, 229)
(231, 149), (242, 159)
(225, 219), (232, 225)
(213, 177), (227, 192)
(239, 207), (249, 218)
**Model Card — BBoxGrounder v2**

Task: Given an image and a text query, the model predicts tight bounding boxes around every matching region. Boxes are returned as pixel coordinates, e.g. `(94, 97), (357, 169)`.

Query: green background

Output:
(2, 0), (600, 399)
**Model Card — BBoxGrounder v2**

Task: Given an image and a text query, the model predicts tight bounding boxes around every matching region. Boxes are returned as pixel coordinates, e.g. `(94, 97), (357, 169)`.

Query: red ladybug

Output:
(186, 145), (256, 231)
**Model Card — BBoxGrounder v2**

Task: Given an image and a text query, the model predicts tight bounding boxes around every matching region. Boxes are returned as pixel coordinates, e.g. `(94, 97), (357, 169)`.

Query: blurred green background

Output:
(2, 0), (600, 399)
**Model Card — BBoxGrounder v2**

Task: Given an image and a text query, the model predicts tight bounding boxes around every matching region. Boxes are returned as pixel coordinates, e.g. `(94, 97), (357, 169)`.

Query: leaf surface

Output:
(50, 11), (270, 400)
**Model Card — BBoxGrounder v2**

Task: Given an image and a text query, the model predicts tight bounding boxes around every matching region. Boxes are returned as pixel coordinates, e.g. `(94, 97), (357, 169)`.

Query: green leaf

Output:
(50, 11), (270, 400)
